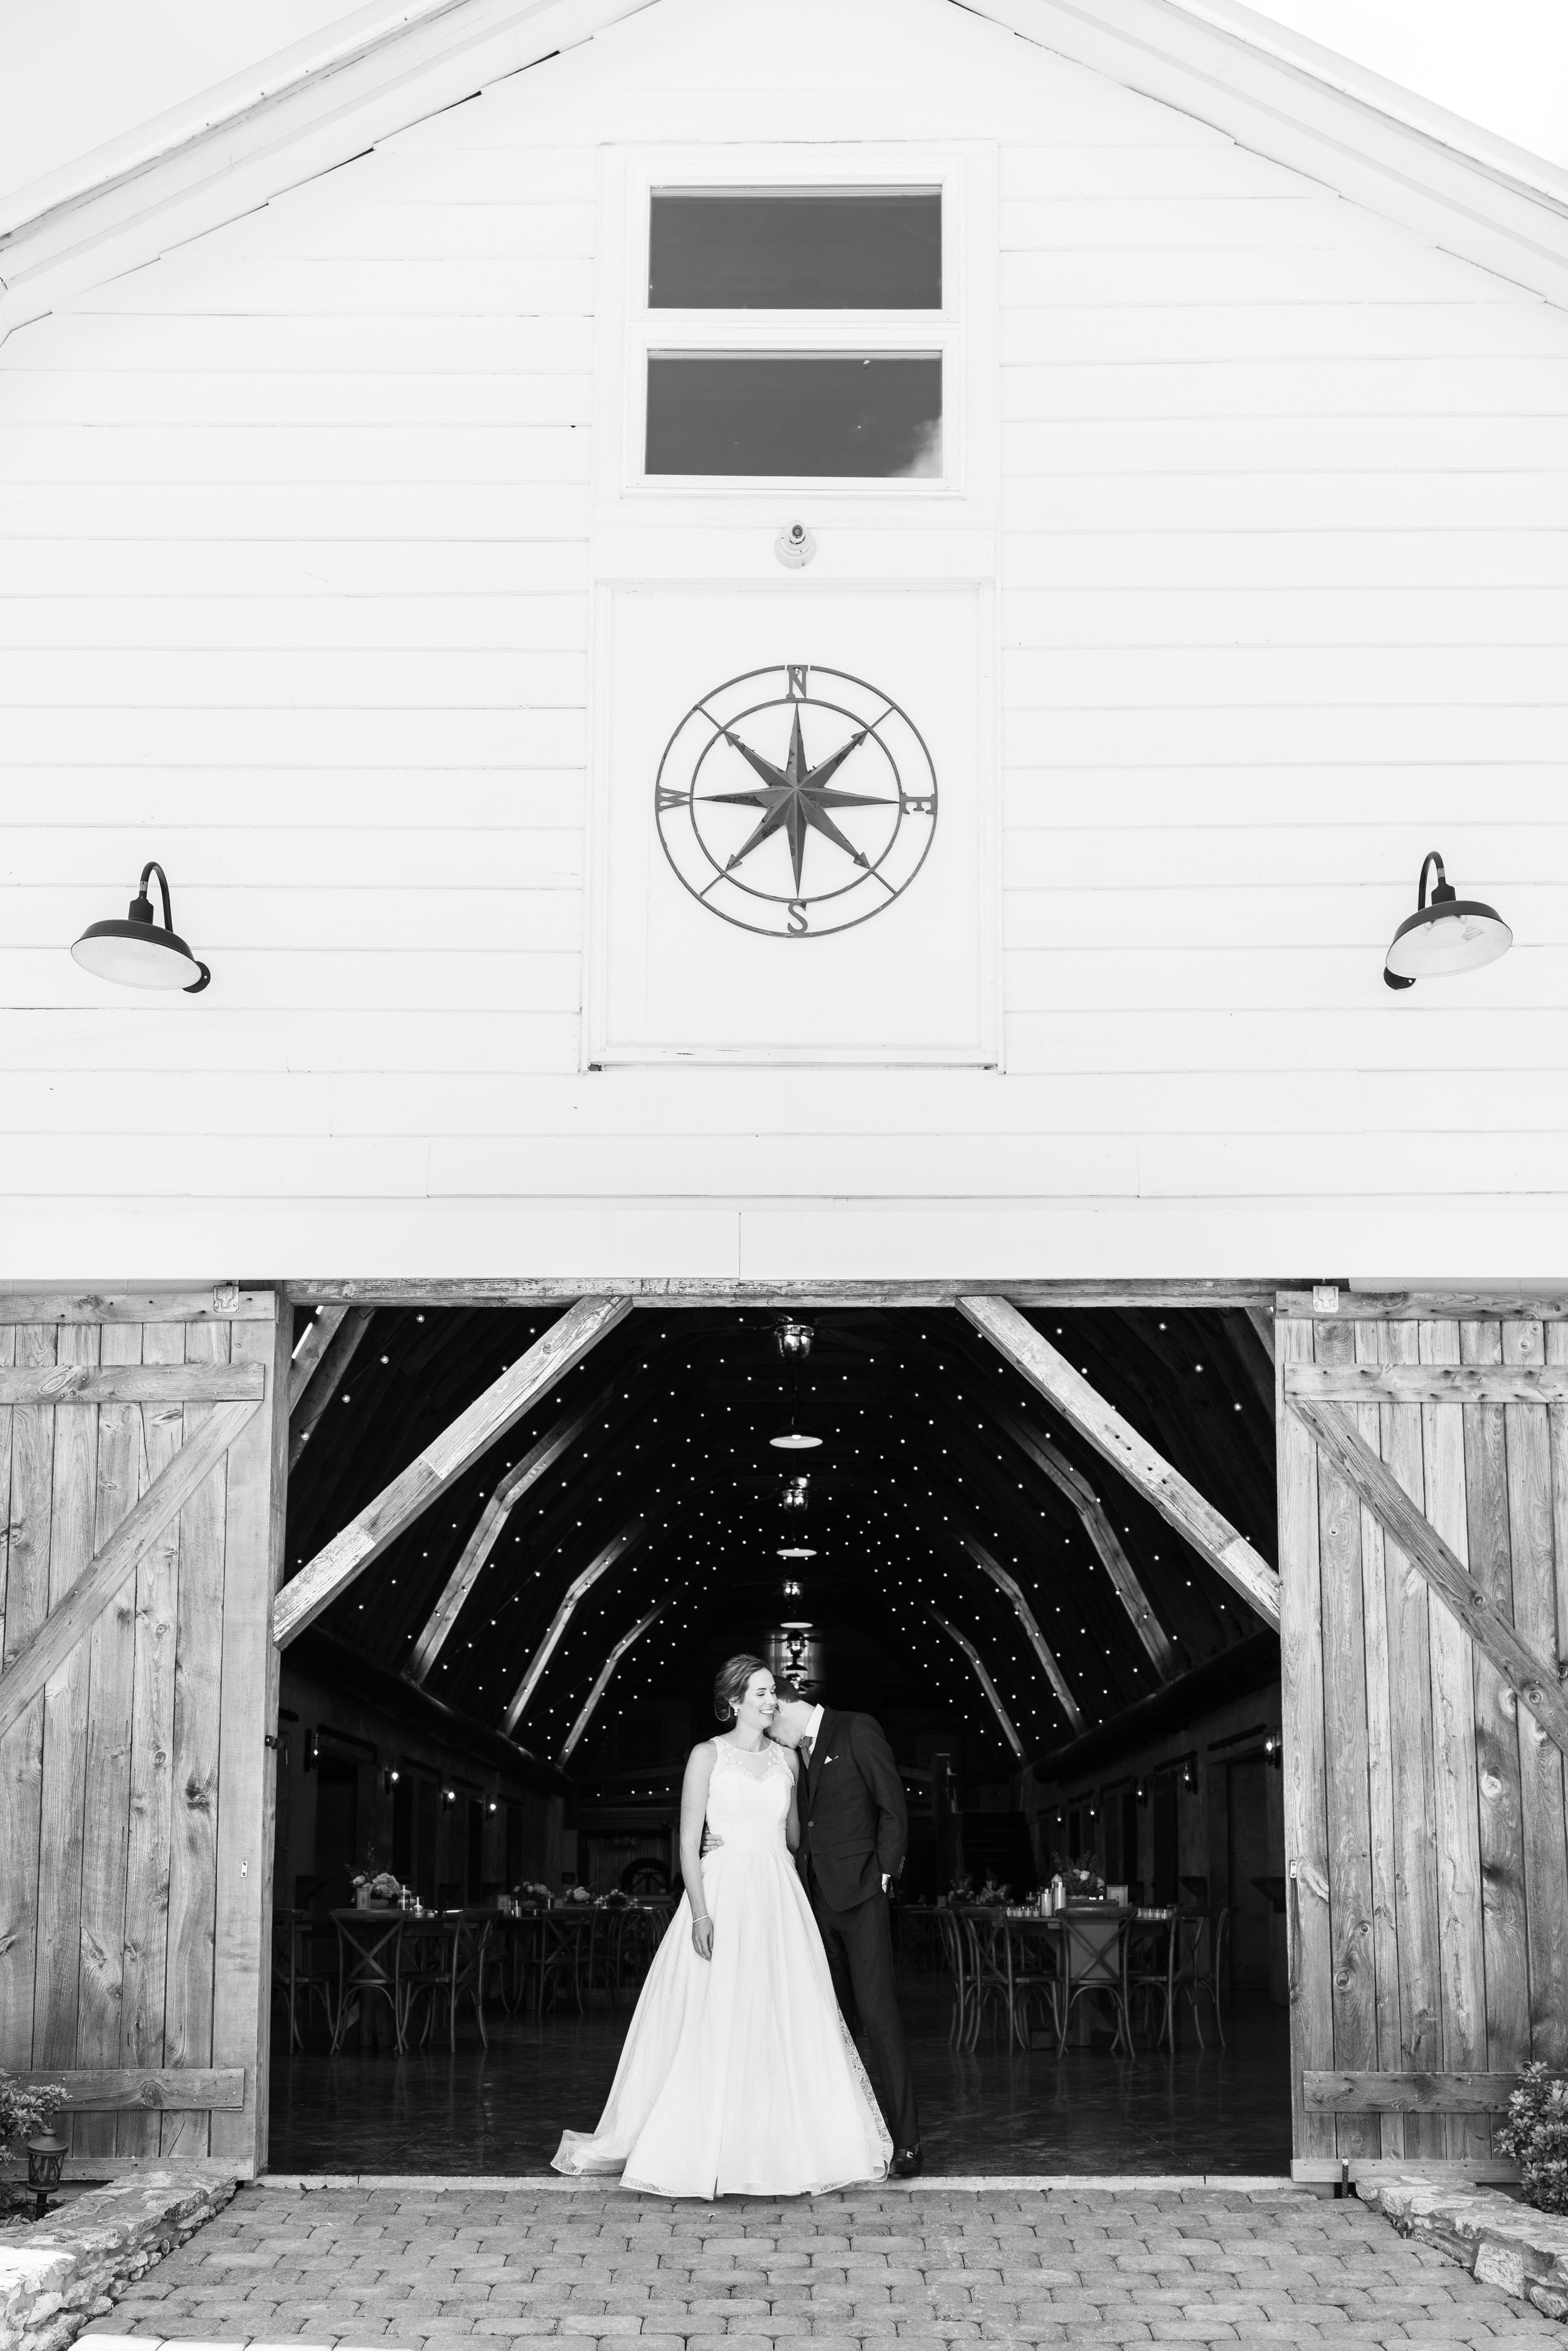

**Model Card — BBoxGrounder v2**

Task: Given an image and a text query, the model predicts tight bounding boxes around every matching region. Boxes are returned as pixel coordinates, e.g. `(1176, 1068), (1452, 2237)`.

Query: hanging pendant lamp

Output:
(1384, 850), (1512, 990)
(72, 861), (210, 992)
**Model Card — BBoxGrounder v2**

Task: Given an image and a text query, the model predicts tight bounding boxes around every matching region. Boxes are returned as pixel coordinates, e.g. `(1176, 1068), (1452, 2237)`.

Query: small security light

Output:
(1384, 850), (1511, 990)
(72, 860), (209, 992)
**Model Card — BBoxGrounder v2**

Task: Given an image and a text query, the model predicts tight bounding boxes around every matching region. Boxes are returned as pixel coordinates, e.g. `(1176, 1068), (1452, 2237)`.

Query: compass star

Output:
(699, 705), (896, 894)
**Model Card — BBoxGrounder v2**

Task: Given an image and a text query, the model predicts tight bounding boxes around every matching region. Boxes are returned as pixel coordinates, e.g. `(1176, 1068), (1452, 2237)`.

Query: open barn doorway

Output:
(267, 1295), (1288, 2177)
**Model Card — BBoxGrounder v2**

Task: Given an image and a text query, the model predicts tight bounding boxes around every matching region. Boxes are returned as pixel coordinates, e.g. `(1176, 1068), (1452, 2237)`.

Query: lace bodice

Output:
(704, 1737), (793, 1853)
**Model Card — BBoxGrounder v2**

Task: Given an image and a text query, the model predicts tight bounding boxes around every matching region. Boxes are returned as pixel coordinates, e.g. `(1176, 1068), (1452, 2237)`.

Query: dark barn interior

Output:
(270, 1301), (1288, 2176)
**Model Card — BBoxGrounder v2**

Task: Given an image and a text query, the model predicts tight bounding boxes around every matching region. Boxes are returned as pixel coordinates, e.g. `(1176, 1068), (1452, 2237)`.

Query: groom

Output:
(771, 1688), (921, 2175)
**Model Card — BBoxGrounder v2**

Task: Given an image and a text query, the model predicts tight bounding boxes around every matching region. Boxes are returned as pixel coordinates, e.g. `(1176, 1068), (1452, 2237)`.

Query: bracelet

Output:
(692, 1911), (711, 1923)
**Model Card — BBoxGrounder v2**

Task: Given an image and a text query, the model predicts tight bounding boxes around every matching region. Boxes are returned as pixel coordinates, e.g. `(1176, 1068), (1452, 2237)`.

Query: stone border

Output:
(1361, 2171), (1568, 2321)
(254, 2170), (1301, 2193)
(0, 2170), (238, 2351)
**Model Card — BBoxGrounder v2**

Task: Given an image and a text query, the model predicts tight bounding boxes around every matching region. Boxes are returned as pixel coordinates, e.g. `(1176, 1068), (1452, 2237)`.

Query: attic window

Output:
(649, 187), (941, 309)
(642, 184), (945, 482)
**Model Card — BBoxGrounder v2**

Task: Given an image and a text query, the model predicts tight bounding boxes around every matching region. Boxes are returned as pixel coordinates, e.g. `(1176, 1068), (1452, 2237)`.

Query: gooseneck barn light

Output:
(1384, 850), (1512, 990)
(72, 861), (210, 992)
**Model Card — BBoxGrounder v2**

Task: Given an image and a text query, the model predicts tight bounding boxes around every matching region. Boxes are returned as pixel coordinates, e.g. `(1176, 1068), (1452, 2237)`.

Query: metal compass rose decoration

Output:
(654, 662), (938, 938)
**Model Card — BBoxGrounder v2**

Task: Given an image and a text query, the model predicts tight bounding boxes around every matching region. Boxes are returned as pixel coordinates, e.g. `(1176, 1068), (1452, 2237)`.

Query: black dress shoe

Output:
(891, 2144), (923, 2177)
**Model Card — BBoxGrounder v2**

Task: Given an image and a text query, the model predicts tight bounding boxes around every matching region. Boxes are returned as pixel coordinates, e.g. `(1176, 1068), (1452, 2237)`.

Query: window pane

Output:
(650, 188), (941, 309)
(646, 353), (941, 477)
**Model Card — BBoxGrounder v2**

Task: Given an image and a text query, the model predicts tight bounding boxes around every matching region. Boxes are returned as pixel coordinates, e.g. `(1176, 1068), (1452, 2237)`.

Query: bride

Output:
(551, 1655), (891, 2196)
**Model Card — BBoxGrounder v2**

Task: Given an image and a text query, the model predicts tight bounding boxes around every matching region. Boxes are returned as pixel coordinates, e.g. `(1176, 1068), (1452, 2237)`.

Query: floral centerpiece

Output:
(1049, 1852), (1107, 1899)
(941, 1871), (1012, 1906)
(512, 1881), (553, 1908)
(351, 1869), (406, 1907)
(0, 2074), (66, 2222)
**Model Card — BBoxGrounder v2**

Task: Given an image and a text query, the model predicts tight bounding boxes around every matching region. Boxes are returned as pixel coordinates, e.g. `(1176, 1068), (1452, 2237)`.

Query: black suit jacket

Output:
(795, 1707), (908, 1911)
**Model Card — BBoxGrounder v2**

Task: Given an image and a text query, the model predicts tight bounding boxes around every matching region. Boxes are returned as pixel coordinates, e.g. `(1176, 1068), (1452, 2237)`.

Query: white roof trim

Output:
(2, 0), (1566, 345)
(974, 0), (1568, 303)
(0, 0), (654, 342)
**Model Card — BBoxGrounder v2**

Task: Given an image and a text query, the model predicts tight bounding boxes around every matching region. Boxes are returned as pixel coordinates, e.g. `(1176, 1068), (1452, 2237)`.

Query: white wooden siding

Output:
(1, 0), (1565, 1278)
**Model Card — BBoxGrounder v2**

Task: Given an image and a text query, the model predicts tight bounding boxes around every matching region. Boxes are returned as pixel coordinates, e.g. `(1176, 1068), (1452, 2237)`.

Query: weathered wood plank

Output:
(503, 1513), (647, 1734)
(0, 1366), (263, 1405)
(0, 1324), (50, 2069)
(988, 1402), (1175, 1680)
(928, 1609), (1026, 1759)
(75, 1321), (140, 2158)
(287, 1306), (346, 1413)
(287, 1306), (371, 1472)
(0, 1293), (273, 1325)
(1313, 1317), (1379, 2162)
(1288, 1365), (1568, 1405)
(1287, 1399), (1568, 1762)
(118, 1323), (183, 2158)
(559, 1601), (667, 1763)
(1377, 1316), (1445, 2160)
(278, 1297), (632, 1649)
(0, 1323), (14, 1699)
(961, 1294), (1281, 1627)
(7, 2067), (242, 2111)
(0, 1394), (260, 1743)
(1279, 1311), (1334, 2165)
(1353, 1319), (1404, 2158)
(1281, 1293), (1568, 1324)
(209, 1299), (287, 2170)
(34, 1321), (100, 2079)
(406, 1387), (607, 1685)
(290, 1278), (1286, 1310)
(162, 1321), (228, 2160)
(1460, 1322), (1529, 2108)
(1304, 2071), (1519, 2114)
(1518, 1321), (1568, 2066)
(1421, 1321), (1489, 2165)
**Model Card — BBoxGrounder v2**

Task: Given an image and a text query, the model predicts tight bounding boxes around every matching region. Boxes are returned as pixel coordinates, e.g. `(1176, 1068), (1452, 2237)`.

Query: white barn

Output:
(1, 0), (1564, 1285)
(3, 0), (1568, 2188)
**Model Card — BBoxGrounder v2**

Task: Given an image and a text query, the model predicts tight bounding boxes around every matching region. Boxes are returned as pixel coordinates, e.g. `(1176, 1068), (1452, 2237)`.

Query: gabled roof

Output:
(3, 0), (1567, 345)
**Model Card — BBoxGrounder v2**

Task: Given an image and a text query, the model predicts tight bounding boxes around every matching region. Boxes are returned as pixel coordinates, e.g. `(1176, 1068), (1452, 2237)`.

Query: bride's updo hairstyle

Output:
(714, 1653), (769, 1725)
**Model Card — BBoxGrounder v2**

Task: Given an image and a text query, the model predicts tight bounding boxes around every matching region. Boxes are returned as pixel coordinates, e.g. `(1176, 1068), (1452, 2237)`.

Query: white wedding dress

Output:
(551, 1737), (891, 2196)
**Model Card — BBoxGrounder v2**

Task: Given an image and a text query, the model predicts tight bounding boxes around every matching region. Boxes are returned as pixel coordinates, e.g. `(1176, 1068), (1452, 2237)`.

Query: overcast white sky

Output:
(0, 0), (1564, 202)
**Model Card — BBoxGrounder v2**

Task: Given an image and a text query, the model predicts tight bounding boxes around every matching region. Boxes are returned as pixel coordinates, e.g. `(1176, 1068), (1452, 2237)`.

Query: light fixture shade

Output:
(72, 918), (207, 990)
(71, 861), (210, 993)
(1385, 900), (1512, 982)
(770, 1431), (822, 1450)
(1384, 849), (1512, 989)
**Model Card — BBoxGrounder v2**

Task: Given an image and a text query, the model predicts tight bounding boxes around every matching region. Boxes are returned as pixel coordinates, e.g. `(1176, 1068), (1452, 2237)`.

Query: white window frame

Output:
(593, 142), (997, 534)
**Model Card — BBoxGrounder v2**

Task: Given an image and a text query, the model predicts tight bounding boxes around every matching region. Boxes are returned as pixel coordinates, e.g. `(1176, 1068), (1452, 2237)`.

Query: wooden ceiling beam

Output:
(288, 1305), (372, 1472)
(405, 1379), (617, 1685)
(287, 1304), (347, 1411)
(960, 1295), (1281, 1630)
(982, 1401), (1177, 1684)
(273, 1296), (632, 1649)
(946, 1523), (1083, 1735)
(926, 1608), (1026, 1760)
(878, 1315), (1190, 1682)
(559, 1598), (669, 1763)
(502, 1512), (649, 1734)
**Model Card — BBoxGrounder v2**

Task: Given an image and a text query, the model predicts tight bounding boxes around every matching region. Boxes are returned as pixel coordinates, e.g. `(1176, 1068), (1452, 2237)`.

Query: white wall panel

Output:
(0, 0), (1564, 1278)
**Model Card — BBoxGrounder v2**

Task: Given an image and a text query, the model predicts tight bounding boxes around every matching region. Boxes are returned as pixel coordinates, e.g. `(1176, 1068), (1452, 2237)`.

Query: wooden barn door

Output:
(1278, 1292), (1568, 2179)
(0, 1288), (288, 2175)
